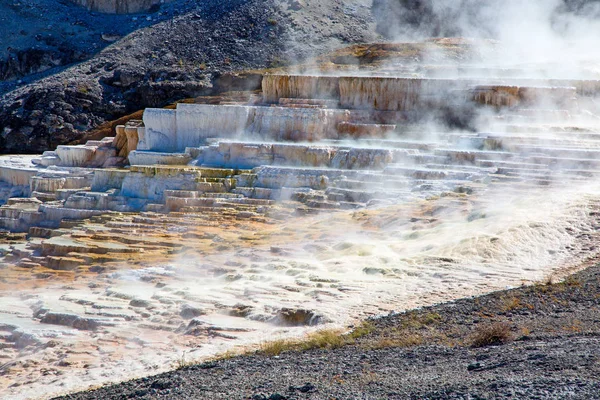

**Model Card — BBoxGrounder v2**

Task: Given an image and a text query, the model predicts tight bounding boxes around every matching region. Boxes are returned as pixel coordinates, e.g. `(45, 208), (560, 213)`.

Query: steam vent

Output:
(3, 39), (600, 398)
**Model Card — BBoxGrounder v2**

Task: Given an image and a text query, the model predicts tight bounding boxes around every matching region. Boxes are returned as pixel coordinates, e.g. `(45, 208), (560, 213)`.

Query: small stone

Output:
(292, 383), (315, 393)
(150, 379), (172, 390)
(89, 265), (106, 273)
(180, 304), (205, 319)
(130, 299), (152, 308)
(72, 318), (99, 331)
(269, 394), (287, 400)
(467, 362), (481, 371)
(273, 308), (324, 326)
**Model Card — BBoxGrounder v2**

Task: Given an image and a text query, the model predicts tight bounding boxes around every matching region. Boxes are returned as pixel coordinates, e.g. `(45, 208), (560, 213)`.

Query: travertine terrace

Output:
(2, 42), (600, 398)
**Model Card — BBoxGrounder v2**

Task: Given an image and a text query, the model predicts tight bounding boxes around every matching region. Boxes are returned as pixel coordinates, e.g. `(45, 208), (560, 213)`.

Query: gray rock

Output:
(129, 299), (152, 308)
(180, 304), (205, 319)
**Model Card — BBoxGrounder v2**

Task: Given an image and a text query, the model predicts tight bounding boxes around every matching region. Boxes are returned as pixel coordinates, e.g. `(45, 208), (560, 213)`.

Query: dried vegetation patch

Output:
(470, 322), (513, 348)
(258, 323), (375, 357)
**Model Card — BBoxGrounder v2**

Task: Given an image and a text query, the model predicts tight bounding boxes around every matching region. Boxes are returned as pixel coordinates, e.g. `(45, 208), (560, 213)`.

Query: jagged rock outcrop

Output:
(0, 48), (87, 82)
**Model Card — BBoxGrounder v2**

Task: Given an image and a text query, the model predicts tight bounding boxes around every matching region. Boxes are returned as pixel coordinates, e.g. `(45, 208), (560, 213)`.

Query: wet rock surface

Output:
(56, 265), (600, 399)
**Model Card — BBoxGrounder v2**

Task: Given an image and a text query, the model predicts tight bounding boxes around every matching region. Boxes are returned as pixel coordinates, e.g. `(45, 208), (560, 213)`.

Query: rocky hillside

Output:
(0, 0), (191, 85)
(69, 0), (171, 14)
(0, 0), (375, 153)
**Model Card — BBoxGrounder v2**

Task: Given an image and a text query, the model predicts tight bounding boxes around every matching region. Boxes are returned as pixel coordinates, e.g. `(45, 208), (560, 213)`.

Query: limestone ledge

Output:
(141, 103), (353, 152)
(262, 74), (588, 111)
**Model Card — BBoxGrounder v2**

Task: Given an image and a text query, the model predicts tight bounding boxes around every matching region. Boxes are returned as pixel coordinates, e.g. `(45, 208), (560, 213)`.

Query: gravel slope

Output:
(0, 0), (200, 91)
(56, 264), (600, 399)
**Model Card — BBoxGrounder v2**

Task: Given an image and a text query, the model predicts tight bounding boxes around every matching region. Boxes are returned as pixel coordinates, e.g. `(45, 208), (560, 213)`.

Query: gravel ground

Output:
(56, 264), (600, 399)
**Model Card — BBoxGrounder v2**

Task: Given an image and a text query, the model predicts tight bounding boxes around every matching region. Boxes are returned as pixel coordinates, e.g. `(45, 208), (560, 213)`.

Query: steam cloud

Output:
(373, 0), (600, 70)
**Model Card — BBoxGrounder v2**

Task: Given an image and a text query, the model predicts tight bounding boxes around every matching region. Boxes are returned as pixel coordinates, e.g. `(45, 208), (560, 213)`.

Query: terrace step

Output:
(30, 175), (92, 193)
(275, 104), (324, 109)
(476, 159), (548, 169)
(38, 204), (110, 223)
(163, 190), (244, 199)
(165, 197), (217, 211)
(233, 187), (279, 200)
(325, 187), (407, 203)
(337, 122), (397, 138)
(333, 179), (387, 190)
(30, 191), (58, 202)
(278, 98), (340, 108)
(128, 151), (192, 166)
(383, 166), (479, 181)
